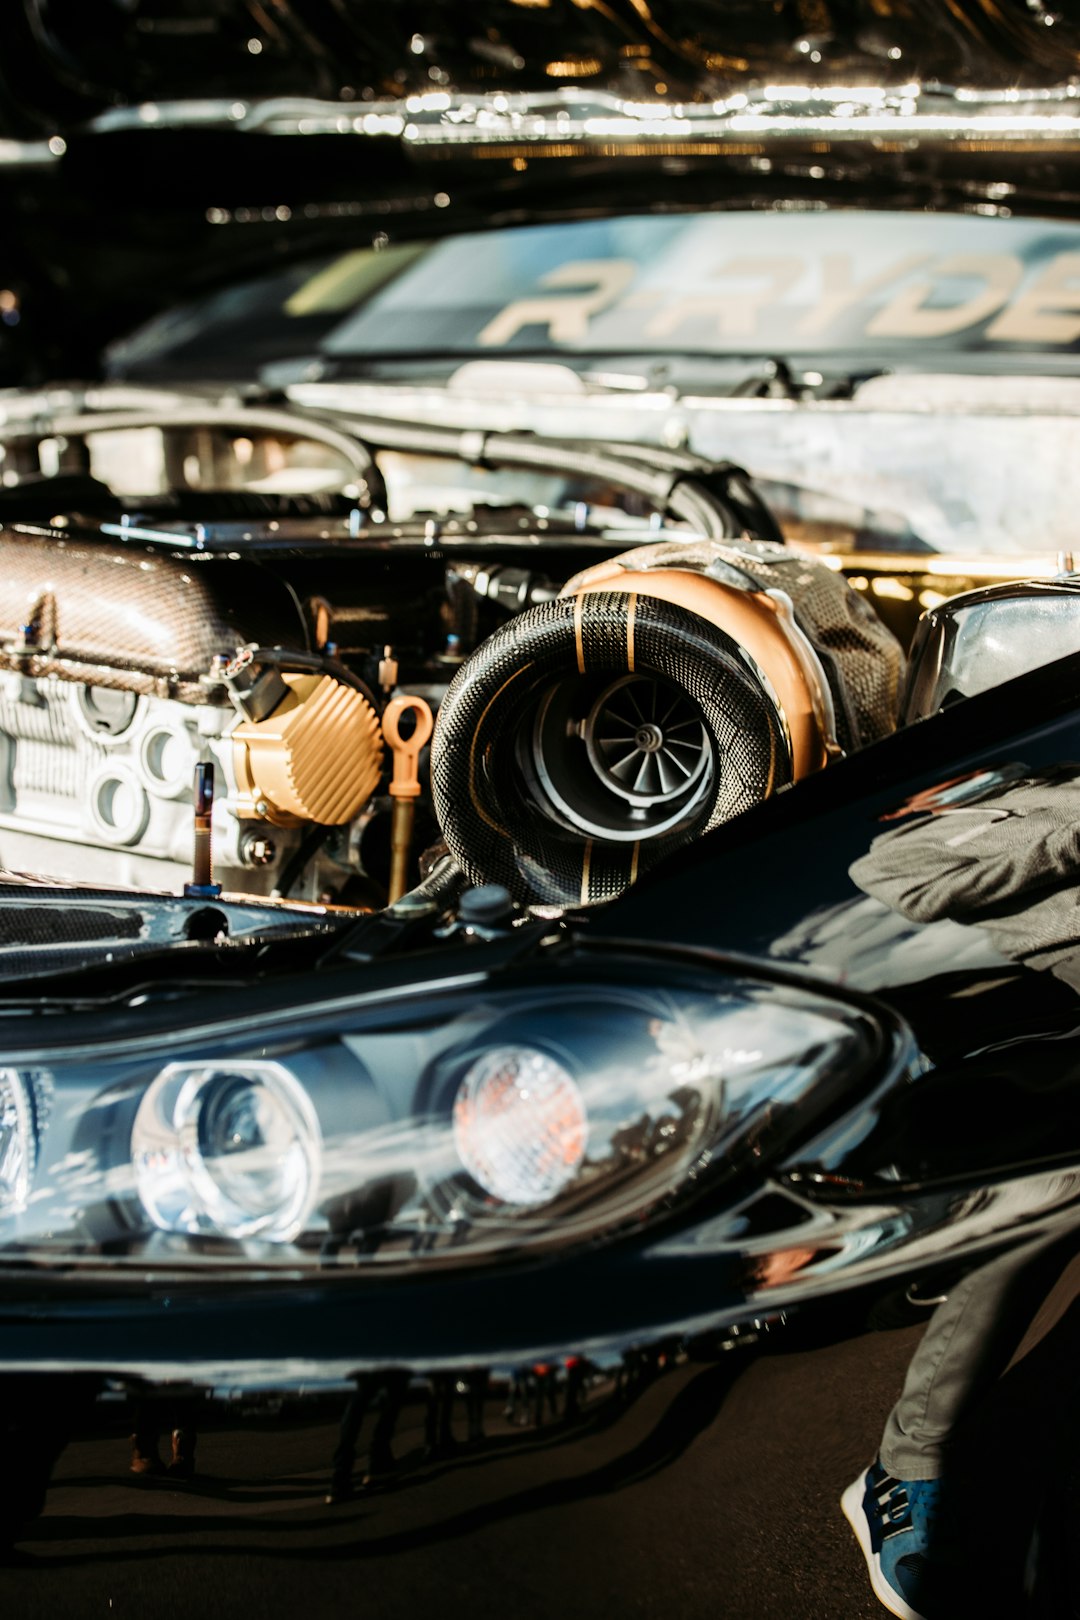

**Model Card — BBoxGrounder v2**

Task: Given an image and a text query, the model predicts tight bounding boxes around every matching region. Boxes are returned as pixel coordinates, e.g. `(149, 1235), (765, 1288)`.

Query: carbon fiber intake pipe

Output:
(0, 530), (303, 701)
(430, 591), (792, 906)
(430, 541), (905, 907)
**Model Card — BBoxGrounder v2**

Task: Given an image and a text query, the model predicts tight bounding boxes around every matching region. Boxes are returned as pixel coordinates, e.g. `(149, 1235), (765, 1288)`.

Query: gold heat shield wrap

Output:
(232, 673), (383, 826)
(562, 537), (906, 764)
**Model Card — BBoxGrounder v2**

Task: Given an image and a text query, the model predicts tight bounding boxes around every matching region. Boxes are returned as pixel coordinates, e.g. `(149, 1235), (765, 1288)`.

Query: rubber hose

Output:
(337, 417), (739, 540)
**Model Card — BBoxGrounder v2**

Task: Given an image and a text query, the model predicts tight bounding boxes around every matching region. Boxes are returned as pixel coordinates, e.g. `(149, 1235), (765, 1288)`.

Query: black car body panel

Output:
(5, 656), (1080, 1613)
(4, 4), (1080, 1618)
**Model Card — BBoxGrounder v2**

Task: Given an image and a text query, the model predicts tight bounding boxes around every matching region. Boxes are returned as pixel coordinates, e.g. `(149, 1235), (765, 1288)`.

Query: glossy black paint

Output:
(9, 1), (1080, 389)
(5, 650), (1080, 1611)
(7, 0), (1080, 139)
(2, 1246), (1079, 1618)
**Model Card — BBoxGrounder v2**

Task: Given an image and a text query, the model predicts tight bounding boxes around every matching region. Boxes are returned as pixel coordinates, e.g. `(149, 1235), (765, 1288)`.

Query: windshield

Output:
(108, 209), (1080, 380)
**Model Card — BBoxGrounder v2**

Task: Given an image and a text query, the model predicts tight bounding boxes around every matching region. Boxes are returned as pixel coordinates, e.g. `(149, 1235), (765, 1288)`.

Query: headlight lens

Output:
(133, 1061), (322, 1241)
(0, 950), (891, 1272)
(0, 1067), (34, 1214)
(453, 1046), (588, 1208)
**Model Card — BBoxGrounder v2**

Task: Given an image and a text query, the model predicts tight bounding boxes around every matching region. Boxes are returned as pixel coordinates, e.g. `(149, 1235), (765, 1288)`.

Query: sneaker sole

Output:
(840, 1474), (928, 1620)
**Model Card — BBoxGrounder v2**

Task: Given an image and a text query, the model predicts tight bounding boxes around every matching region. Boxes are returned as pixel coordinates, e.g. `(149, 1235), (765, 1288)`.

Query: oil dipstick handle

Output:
(184, 761), (223, 899)
(382, 696), (434, 799)
(382, 696), (434, 903)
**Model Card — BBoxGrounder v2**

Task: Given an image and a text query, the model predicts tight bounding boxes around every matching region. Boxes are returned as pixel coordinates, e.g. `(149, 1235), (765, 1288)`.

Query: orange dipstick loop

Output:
(382, 694), (434, 799)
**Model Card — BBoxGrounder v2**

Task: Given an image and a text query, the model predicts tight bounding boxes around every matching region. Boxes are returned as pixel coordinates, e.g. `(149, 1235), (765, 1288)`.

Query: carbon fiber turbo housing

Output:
(566, 537), (907, 755)
(430, 590), (792, 905)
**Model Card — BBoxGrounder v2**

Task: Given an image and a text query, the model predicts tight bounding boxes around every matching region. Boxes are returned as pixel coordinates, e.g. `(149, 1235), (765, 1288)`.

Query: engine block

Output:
(0, 676), (311, 896)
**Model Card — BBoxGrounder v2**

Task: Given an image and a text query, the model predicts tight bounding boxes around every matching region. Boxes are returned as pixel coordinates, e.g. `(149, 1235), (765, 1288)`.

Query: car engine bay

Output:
(0, 391), (935, 912)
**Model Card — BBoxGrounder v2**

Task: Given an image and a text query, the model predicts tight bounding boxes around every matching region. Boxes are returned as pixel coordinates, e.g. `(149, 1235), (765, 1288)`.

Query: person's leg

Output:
(130, 1396), (164, 1474)
(466, 1370), (488, 1442)
(881, 1233), (1066, 1479)
(845, 1230), (1076, 1618)
(368, 1370), (409, 1475)
(167, 1397), (198, 1480)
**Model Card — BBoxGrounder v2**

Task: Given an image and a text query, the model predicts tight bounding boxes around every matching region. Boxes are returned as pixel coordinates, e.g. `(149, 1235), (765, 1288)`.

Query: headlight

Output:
(453, 1046), (589, 1208)
(0, 1067), (36, 1215)
(133, 1061), (322, 1241)
(0, 948), (893, 1273)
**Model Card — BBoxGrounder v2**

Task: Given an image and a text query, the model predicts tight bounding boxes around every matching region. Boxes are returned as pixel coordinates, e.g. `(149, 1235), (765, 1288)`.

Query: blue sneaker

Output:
(841, 1460), (946, 1620)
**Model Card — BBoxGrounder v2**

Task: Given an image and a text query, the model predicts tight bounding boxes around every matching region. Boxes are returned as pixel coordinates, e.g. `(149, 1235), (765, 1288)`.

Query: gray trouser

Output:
(880, 1231), (1067, 1480)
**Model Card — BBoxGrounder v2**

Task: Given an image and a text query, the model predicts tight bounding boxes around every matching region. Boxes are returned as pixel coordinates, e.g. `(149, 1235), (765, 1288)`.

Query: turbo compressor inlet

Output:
(430, 590), (792, 906)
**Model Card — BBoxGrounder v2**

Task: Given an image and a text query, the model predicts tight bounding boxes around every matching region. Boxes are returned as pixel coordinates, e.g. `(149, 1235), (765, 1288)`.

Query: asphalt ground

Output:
(6, 1247), (1080, 1620)
(0, 1321), (930, 1620)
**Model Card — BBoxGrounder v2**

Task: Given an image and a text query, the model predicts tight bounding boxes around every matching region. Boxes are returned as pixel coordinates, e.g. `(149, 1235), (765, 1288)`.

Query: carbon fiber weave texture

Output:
(697, 539), (905, 751)
(0, 531), (304, 700)
(431, 591), (791, 905)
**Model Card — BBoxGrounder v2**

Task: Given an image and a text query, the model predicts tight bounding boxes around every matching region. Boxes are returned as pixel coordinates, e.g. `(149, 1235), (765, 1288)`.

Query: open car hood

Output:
(8, 0), (1080, 136)
(5, 1), (1080, 383)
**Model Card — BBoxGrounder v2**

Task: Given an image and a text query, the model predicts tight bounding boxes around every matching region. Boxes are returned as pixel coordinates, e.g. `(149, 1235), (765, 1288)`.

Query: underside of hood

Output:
(8, 0), (1080, 135)
(6, 0), (1080, 385)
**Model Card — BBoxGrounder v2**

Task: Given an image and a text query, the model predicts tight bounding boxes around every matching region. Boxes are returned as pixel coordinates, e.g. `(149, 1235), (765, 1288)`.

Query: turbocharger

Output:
(430, 537), (904, 905)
